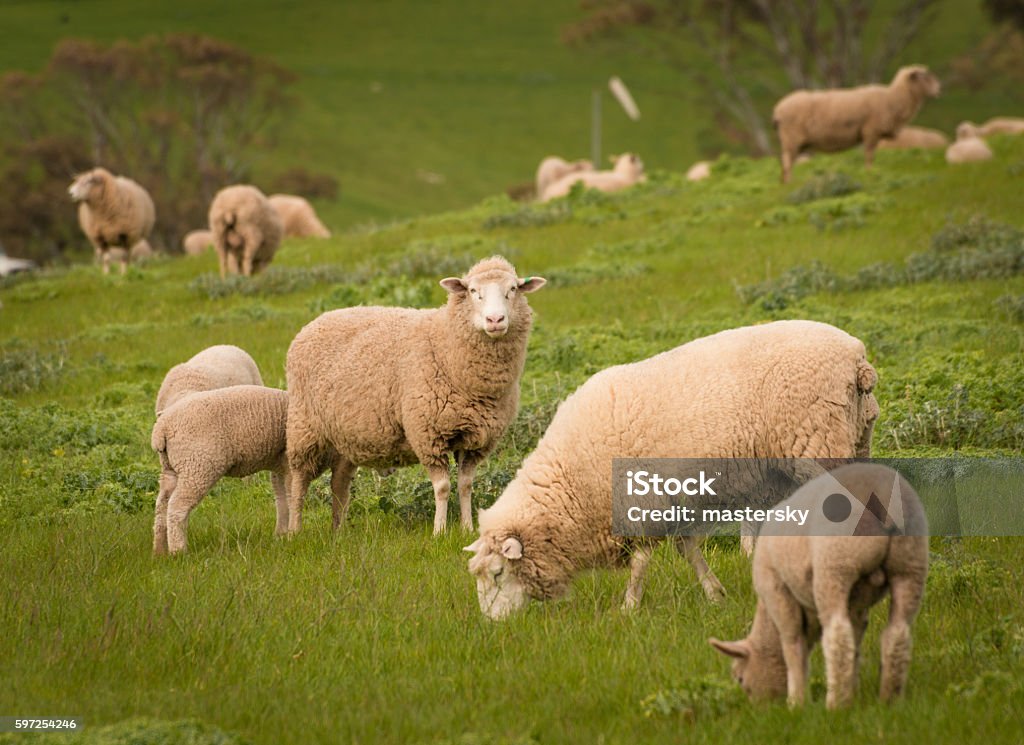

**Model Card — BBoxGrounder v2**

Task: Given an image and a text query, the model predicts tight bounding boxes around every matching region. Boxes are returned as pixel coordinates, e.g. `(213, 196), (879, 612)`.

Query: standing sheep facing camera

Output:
(534, 156), (593, 201)
(773, 65), (941, 183)
(156, 344), (264, 416)
(540, 153), (645, 201)
(710, 463), (928, 709)
(268, 194), (331, 238)
(69, 167), (156, 275)
(465, 321), (880, 620)
(209, 185), (283, 278)
(286, 256), (546, 535)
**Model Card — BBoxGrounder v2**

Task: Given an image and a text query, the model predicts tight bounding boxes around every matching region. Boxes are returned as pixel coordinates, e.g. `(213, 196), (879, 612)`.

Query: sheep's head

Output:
(610, 153), (645, 180)
(709, 636), (788, 701)
(68, 168), (111, 202)
(464, 534), (530, 619)
(440, 256), (546, 339)
(896, 65), (941, 99)
(956, 121), (980, 140)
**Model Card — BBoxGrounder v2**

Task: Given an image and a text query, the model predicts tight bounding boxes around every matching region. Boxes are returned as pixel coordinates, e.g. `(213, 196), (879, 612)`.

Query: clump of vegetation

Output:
(482, 200), (573, 230)
(787, 172), (862, 204)
(0, 340), (68, 396)
(640, 677), (743, 722)
(189, 265), (351, 298)
(996, 293), (1024, 322)
(61, 461), (159, 515)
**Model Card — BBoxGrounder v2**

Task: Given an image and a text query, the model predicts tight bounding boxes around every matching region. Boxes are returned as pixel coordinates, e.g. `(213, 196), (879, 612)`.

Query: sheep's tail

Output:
(151, 419), (167, 454)
(856, 359), (877, 394)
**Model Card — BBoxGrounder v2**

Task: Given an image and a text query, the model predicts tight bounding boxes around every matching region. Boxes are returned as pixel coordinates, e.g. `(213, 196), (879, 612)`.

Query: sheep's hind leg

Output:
(165, 473), (216, 555)
(455, 451), (482, 532)
(153, 469), (177, 555)
(816, 571), (860, 709)
(879, 572), (924, 702)
(330, 458), (356, 530)
(622, 541), (654, 611)
(287, 469), (314, 534)
(270, 466), (290, 536)
(427, 462), (452, 535)
(675, 535), (726, 602)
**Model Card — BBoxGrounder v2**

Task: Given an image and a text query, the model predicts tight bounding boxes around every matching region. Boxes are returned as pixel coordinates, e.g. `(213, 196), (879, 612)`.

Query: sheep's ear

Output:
(909, 70), (920, 81)
(440, 277), (467, 294)
(463, 538), (484, 554)
(501, 536), (523, 560)
(709, 637), (750, 659)
(518, 276), (546, 293)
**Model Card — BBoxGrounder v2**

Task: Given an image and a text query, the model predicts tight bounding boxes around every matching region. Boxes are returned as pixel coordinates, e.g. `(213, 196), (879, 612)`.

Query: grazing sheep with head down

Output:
(155, 344), (264, 416)
(208, 185), (283, 278)
(465, 321), (880, 620)
(182, 229), (214, 256)
(285, 256), (546, 535)
(540, 153), (645, 201)
(268, 194), (331, 238)
(710, 463), (928, 709)
(773, 65), (941, 183)
(69, 167), (156, 275)
(535, 156), (593, 201)
(877, 125), (949, 150)
(956, 117), (1024, 140)
(151, 385), (290, 554)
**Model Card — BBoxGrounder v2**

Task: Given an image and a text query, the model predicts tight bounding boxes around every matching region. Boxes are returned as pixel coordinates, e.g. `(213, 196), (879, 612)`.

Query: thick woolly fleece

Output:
(534, 157), (593, 201)
(268, 194), (331, 238)
(475, 320), (880, 602)
(155, 345), (264, 416)
(74, 168), (156, 254)
(151, 385), (290, 554)
(208, 185), (284, 277)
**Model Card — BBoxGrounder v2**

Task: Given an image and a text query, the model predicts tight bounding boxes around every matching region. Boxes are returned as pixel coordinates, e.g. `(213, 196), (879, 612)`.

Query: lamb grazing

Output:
(155, 344), (264, 416)
(535, 156), (593, 201)
(877, 125), (949, 150)
(773, 65), (941, 183)
(182, 229), (214, 256)
(151, 385), (290, 555)
(208, 185), (284, 278)
(268, 194), (331, 239)
(69, 167), (156, 275)
(465, 320), (880, 620)
(686, 160), (712, 181)
(540, 153), (645, 201)
(957, 117), (1024, 139)
(710, 463), (928, 709)
(945, 136), (993, 164)
(286, 256), (546, 535)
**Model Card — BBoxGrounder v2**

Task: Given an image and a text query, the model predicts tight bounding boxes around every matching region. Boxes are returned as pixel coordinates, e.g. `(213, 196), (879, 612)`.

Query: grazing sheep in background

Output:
(877, 125), (949, 150)
(208, 185), (283, 278)
(535, 156), (593, 201)
(182, 229), (214, 256)
(956, 117), (1024, 139)
(541, 153), (645, 201)
(268, 194), (331, 239)
(710, 463), (928, 709)
(773, 65), (941, 183)
(946, 135), (993, 164)
(686, 160), (712, 181)
(465, 321), (880, 619)
(156, 344), (264, 416)
(151, 385), (290, 555)
(285, 256), (546, 535)
(69, 167), (156, 275)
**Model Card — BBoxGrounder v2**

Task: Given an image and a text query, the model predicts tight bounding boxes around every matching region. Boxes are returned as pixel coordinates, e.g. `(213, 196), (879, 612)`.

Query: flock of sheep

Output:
(67, 169), (331, 276)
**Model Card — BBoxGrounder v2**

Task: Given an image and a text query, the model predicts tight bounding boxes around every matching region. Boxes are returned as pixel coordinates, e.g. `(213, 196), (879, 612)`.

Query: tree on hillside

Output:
(984, 0), (1024, 29)
(563, 0), (939, 155)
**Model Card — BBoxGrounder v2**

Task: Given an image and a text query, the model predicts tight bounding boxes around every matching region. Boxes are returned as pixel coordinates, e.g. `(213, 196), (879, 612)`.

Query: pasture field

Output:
(2, 140), (1024, 743)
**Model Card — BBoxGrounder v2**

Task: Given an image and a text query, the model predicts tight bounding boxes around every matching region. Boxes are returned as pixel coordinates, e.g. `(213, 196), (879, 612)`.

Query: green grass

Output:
(2, 132), (1024, 743)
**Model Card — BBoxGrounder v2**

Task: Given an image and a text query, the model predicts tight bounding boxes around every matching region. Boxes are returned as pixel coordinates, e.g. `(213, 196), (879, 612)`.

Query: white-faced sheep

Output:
(151, 385), (290, 554)
(957, 117), (1024, 139)
(946, 136), (993, 164)
(540, 153), (645, 201)
(285, 256), (546, 535)
(155, 344), (264, 416)
(535, 156), (594, 201)
(877, 125), (949, 150)
(710, 463), (928, 709)
(268, 194), (331, 239)
(208, 185), (284, 278)
(182, 229), (214, 256)
(773, 65), (941, 183)
(69, 167), (156, 275)
(465, 320), (880, 620)
(686, 160), (712, 181)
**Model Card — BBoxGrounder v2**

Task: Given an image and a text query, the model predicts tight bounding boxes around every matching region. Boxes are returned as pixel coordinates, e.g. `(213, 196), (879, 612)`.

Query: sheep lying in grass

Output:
(156, 344), (264, 416)
(182, 229), (214, 256)
(268, 194), (331, 238)
(686, 160), (712, 181)
(877, 125), (949, 150)
(151, 385), (290, 554)
(773, 65), (941, 183)
(956, 117), (1024, 139)
(208, 185), (284, 278)
(465, 321), (880, 619)
(535, 156), (593, 201)
(710, 463), (928, 709)
(69, 167), (156, 275)
(540, 153), (645, 201)
(286, 256), (546, 535)
(946, 135), (993, 164)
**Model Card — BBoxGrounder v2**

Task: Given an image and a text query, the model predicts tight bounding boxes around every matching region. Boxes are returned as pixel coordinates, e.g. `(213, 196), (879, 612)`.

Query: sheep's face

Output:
(956, 122), (979, 140)
(611, 153), (644, 179)
(900, 65), (941, 98)
(709, 637), (788, 701)
(68, 170), (105, 202)
(440, 273), (546, 339)
(465, 536), (529, 619)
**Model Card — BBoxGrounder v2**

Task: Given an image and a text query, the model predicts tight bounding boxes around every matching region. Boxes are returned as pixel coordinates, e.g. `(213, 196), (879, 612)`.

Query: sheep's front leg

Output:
(226, 250), (240, 277)
(455, 451), (482, 531)
(740, 520), (758, 557)
(153, 469), (177, 555)
(675, 535), (726, 602)
(270, 466), (290, 536)
(287, 469), (313, 534)
(879, 572), (924, 702)
(330, 458), (356, 530)
(622, 541), (654, 611)
(863, 136), (879, 168)
(763, 585), (810, 707)
(427, 463), (451, 535)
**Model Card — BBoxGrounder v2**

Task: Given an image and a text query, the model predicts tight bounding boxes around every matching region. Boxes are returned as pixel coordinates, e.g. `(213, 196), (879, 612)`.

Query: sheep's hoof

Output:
(703, 581), (727, 604)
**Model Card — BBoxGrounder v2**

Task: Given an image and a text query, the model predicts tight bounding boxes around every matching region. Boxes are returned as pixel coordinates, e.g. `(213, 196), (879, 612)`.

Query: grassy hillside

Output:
(0, 0), (1009, 232)
(2, 133), (1024, 744)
